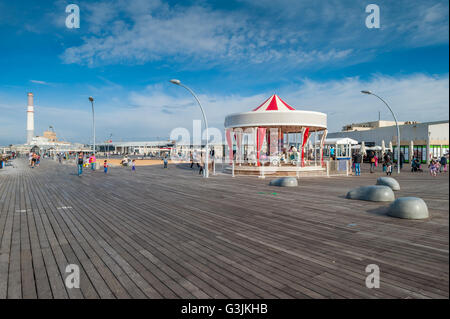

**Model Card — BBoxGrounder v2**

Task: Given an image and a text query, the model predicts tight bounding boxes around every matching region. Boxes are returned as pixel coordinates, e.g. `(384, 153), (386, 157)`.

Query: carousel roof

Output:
(224, 94), (327, 131)
(253, 94), (296, 112)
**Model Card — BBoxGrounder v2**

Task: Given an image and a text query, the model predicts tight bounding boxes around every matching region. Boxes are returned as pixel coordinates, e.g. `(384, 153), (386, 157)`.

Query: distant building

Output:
(341, 120), (417, 132)
(96, 140), (176, 155)
(43, 130), (57, 142)
(8, 93), (91, 155)
(328, 120), (449, 163)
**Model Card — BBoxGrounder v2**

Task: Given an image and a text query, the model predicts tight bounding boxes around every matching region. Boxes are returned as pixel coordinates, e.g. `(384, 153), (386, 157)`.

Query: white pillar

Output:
(26, 92), (34, 144)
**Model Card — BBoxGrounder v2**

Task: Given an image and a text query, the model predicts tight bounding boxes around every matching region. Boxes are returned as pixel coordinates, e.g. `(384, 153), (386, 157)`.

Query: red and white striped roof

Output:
(252, 94), (296, 112)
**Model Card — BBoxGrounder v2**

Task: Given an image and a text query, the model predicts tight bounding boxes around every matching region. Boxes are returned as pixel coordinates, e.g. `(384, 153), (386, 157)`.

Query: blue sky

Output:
(0, 0), (448, 145)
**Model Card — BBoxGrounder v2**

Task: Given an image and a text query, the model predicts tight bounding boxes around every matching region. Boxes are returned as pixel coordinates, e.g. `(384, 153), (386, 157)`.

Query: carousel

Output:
(224, 94), (329, 176)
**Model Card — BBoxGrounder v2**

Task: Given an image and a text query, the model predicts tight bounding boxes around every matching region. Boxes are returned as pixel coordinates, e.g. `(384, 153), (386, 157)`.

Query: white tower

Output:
(26, 92), (34, 144)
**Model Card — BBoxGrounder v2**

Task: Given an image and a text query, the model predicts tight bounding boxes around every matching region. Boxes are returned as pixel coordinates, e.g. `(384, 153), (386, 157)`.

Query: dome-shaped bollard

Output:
(346, 185), (395, 202)
(376, 177), (400, 191)
(269, 177), (298, 187)
(388, 197), (429, 219)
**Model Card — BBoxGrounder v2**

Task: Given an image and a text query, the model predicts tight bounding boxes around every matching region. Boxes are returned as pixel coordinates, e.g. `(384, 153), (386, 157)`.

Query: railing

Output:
(326, 159), (351, 176)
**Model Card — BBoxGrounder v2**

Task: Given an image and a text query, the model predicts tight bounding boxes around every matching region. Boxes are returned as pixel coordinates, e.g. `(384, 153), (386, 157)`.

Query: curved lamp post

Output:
(170, 79), (209, 178)
(361, 90), (400, 174)
(88, 96), (96, 156)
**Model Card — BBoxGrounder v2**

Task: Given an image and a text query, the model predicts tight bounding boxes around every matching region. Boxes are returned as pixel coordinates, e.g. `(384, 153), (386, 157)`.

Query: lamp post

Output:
(361, 90), (400, 174)
(170, 79), (209, 178)
(88, 96), (96, 156)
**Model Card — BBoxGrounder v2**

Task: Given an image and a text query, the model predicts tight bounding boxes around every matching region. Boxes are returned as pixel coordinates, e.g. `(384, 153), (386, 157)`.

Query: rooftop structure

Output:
(341, 120), (419, 132)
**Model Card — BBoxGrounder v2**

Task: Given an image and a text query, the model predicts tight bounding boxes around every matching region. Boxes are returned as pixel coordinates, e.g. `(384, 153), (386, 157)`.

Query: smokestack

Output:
(26, 92), (34, 144)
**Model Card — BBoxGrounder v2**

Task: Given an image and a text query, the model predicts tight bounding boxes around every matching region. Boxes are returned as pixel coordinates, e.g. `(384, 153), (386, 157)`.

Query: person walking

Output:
(190, 152), (194, 169)
(353, 151), (362, 176)
(330, 146), (335, 160)
(163, 156), (168, 169)
(429, 159), (438, 176)
(31, 153), (37, 168)
(399, 152), (405, 170)
(29, 153), (34, 167)
(210, 148), (215, 170)
(89, 153), (96, 171)
(369, 151), (375, 173)
(385, 153), (393, 176)
(103, 160), (108, 174)
(411, 157), (418, 172)
(199, 152), (204, 176)
(131, 159), (136, 172)
(77, 152), (84, 176)
(382, 152), (387, 172)
(440, 155), (447, 173)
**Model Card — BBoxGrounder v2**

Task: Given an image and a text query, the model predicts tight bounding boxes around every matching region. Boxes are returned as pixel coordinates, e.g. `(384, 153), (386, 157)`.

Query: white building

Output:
(328, 120), (449, 163)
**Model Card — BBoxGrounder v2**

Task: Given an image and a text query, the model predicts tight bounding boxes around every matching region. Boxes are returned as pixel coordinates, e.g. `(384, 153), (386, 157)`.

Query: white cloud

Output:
(60, 0), (361, 67)
(30, 80), (49, 85)
(60, 0), (448, 67)
(283, 74), (449, 132)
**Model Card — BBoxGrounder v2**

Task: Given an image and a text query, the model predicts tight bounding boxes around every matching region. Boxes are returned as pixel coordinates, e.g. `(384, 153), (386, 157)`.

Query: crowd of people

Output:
(351, 150), (449, 177)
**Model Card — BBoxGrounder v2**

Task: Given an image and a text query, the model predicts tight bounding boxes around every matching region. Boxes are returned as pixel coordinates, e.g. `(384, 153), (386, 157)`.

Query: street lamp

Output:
(88, 96), (96, 156)
(170, 79), (209, 178)
(361, 90), (401, 174)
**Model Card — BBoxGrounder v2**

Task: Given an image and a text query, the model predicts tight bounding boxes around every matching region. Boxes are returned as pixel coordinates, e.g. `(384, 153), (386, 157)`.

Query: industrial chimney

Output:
(26, 92), (34, 144)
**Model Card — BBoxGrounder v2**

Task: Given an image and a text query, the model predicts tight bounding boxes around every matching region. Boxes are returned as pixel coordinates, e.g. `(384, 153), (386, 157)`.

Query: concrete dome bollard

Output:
(388, 197), (429, 219)
(346, 185), (395, 202)
(376, 177), (400, 191)
(269, 177), (298, 187)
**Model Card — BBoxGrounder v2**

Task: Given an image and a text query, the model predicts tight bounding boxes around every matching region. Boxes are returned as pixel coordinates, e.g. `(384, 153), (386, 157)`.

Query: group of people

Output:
(28, 152), (40, 168)
(0, 153), (11, 169)
(189, 150), (213, 175)
(77, 152), (114, 176)
(120, 156), (137, 171)
(352, 150), (392, 176)
(77, 153), (140, 176)
(351, 150), (396, 176)
(352, 149), (449, 177)
(428, 155), (448, 176)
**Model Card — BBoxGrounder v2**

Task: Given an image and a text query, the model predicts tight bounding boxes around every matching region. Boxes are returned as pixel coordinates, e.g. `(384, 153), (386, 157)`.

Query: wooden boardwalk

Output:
(0, 158), (448, 299)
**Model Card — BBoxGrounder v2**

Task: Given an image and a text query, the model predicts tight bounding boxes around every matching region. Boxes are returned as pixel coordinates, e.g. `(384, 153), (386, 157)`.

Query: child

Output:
(163, 157), (168, 168)
(385, 154), (393, 176)
(429, 160), (437, 177)
(131, 159), (136, 172)
(103, 160), (108, 174)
